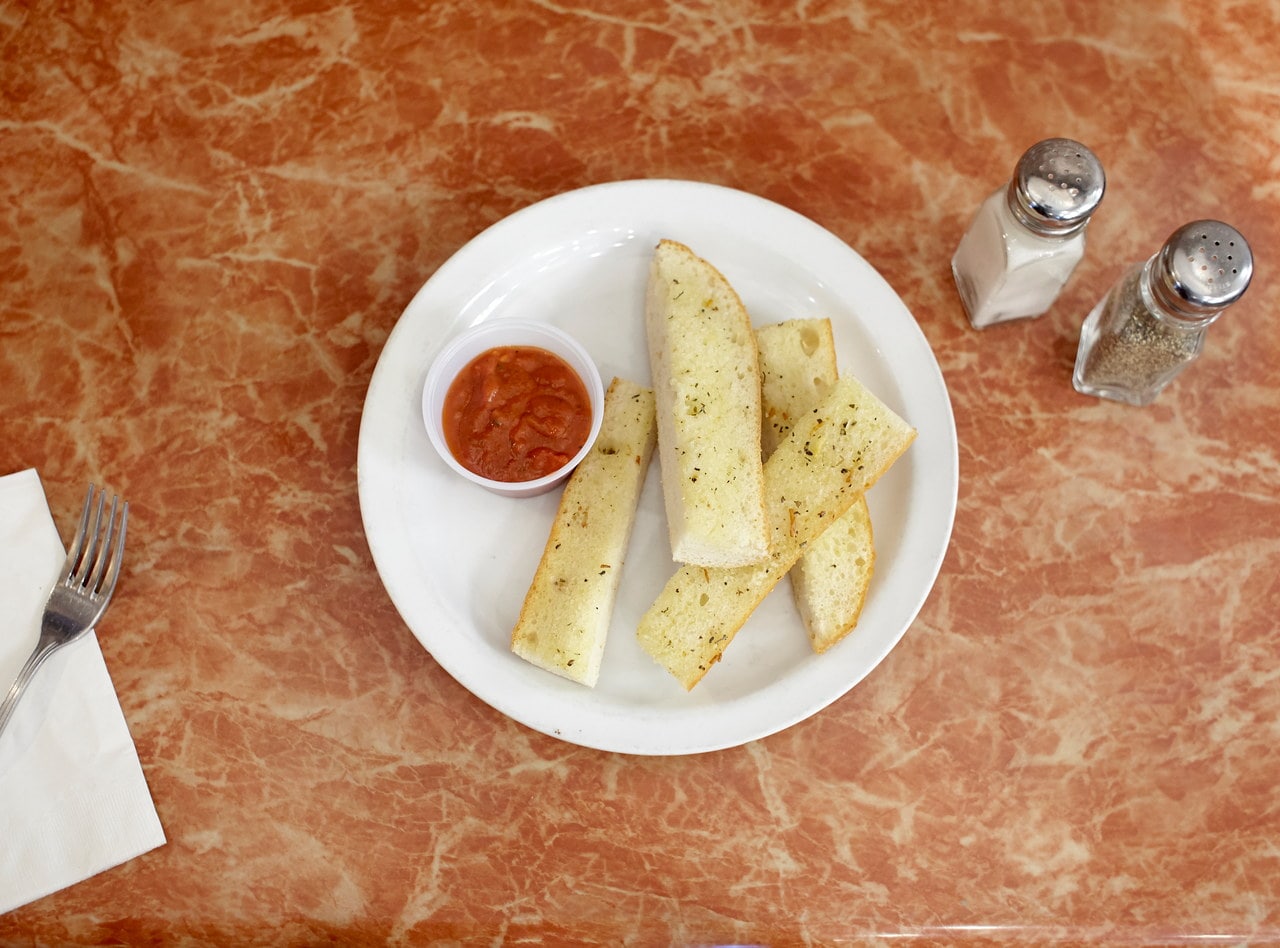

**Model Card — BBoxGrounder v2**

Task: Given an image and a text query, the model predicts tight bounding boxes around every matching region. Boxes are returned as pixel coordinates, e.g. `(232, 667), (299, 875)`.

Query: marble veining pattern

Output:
(2, 0), (1278, 943)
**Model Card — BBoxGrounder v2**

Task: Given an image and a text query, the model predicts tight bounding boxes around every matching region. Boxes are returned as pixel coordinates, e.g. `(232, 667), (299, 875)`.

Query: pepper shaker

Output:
(1072, 220), (1253, 406)
(952, 138), (1106, 329)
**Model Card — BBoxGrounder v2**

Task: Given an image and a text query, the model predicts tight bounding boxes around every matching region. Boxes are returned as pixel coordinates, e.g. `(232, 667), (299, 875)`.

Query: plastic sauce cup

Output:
(422, 319), (605, 498)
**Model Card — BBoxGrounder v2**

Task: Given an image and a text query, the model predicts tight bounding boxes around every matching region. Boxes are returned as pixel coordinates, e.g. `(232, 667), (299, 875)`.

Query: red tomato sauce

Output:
(442, 345), (593, 482)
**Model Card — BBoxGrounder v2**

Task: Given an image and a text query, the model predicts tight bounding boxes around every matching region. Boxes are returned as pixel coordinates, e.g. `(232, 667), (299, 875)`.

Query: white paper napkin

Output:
(0, 469), (165, 916)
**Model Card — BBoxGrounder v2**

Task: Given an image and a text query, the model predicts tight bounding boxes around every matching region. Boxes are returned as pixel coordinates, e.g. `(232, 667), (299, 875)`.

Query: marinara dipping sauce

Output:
(441, 345), (594, 483)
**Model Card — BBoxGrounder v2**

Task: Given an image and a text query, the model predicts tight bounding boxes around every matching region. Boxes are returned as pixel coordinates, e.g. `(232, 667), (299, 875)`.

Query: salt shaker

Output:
(952, 138), (1106, 329)
(1072, 220), (1253, 406)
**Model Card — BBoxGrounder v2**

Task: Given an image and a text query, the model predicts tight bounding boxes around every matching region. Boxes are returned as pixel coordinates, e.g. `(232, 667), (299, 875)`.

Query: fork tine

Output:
(74, 488), (108, 590)
(97, 499), (128, 602)
(85, 494), (120, 595)
(61, 484), (98, 583)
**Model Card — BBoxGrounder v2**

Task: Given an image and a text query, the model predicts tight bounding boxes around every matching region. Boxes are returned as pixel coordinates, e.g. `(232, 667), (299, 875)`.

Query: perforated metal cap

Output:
(1151, 220), (1253, 321)
(1007, 138), (1106, 237)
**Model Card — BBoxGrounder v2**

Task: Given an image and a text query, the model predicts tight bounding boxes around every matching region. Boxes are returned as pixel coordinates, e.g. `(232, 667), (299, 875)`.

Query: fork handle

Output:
(0, 638), (62, 743)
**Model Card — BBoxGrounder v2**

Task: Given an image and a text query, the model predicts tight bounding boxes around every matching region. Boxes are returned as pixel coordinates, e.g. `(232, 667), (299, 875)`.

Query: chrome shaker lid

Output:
(1151, 220), (1253, 321)
(1007, 138), (1106, 237)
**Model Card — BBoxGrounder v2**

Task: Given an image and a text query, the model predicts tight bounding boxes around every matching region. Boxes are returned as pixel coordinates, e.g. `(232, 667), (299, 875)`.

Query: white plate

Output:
(357, 179), (958, 756)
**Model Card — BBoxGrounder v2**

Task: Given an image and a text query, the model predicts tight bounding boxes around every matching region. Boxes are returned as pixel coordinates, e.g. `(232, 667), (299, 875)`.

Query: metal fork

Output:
(0, 484), (129, 742)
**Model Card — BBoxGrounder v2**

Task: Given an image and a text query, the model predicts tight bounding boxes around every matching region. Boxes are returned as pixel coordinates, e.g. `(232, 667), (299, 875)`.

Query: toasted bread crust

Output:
(757, 319), (876, 653)
(637, 373), (915, 689)
(645, 239), (769, 568)
(511, 378), (657, 686)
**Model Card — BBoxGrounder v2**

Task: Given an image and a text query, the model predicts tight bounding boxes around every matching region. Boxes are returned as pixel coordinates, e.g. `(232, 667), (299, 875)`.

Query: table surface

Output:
(3, 1), (1278, 944)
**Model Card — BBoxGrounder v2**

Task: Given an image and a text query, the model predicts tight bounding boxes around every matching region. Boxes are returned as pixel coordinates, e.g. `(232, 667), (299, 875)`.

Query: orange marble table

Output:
(2, 0), (1278, 944)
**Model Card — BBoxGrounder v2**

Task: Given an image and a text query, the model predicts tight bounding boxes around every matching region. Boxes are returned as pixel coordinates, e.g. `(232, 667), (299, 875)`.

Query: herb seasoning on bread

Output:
(637, 374), (915, 690)
(511, 378), (657, 686)
(757, 319), (875, 653)
(644, 239), (770, 568)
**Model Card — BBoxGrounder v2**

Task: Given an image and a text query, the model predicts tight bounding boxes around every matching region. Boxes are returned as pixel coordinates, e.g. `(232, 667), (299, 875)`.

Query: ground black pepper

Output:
(1073, 264), (1204, 405)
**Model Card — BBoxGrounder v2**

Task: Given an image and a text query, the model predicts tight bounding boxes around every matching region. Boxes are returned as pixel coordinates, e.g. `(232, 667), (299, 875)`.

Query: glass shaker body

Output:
(1072, 220), (1253, 406)
(952, 185), (1088, 328)
(1072, 260), (1206, 406)
(952, 138), (1105, 330)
